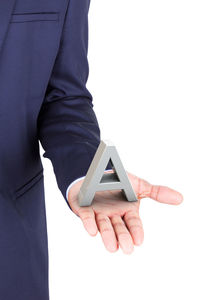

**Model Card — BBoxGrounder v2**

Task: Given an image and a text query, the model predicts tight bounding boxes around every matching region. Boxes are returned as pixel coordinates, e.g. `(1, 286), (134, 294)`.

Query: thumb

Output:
(147, 184), (184, 205)
(127, 172), (183, 205)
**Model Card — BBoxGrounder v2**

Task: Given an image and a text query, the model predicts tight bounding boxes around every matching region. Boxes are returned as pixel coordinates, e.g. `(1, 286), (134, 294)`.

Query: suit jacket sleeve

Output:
(37, 0), (112, 207)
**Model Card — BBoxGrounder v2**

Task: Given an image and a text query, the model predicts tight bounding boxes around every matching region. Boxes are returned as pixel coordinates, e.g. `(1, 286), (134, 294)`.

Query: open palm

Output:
(68, 170), (183, 254)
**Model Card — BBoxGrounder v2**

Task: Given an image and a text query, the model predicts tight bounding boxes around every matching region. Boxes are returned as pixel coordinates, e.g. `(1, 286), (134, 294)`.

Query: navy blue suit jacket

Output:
(0, 0), (112, 299)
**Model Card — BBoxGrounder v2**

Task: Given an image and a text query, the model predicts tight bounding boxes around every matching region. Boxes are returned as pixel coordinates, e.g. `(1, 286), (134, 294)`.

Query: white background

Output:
(40, 0), (200, 299)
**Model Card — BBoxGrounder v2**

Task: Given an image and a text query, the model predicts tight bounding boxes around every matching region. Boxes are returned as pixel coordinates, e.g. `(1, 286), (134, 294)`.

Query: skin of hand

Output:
(68, 170), (183, 255)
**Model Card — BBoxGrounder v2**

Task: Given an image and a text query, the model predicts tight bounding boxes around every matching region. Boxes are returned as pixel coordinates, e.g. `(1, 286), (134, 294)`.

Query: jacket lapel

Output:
(0, 0), (17, 57)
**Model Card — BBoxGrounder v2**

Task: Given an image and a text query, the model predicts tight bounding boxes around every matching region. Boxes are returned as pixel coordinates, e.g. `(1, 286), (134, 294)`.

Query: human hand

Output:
(68, 170), (183, 254)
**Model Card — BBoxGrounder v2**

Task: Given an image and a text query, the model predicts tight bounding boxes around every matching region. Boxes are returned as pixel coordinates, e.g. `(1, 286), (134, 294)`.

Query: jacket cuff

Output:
(45, 140), (113, 211)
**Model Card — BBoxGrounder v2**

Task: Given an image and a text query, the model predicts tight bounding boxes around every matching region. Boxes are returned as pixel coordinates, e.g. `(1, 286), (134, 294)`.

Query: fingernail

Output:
(88, 227), (97, 236)
(107, 244), (117, 252)
(122, 246), (134, 254)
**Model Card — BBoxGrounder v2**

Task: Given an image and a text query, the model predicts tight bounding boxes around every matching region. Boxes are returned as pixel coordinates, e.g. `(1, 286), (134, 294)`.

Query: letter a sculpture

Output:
(78, 139), (138, 206)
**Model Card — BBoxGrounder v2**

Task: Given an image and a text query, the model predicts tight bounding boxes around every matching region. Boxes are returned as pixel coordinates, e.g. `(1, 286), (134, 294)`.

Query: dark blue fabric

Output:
(0, 0), (112, 299)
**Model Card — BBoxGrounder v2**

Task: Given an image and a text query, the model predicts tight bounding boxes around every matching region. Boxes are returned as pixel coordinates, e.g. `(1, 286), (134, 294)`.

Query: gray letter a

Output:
(78, 139), (138, 206)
